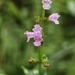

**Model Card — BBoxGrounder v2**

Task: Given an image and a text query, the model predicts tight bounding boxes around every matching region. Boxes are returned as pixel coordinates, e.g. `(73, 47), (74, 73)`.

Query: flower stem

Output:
(38, 8), (45, 75)
(39, 45), (42, 75)
(42, 8), (45, 31)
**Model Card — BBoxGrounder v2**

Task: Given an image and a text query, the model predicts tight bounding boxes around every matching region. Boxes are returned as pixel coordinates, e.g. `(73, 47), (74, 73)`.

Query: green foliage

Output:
(0, 0), (75, 75)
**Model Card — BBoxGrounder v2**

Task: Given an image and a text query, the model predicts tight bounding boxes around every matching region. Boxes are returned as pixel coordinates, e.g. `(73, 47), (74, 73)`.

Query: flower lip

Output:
(33, 41), (41, 46)
(43, 4), (50, 10)
(42, 0), (52, 5)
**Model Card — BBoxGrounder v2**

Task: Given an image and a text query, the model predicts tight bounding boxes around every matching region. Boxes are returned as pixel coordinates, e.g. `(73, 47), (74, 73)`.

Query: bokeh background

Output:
(0, 0), (75, 75)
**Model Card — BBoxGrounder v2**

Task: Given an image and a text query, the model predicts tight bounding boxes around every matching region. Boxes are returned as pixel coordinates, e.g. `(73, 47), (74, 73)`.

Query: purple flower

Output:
(32, 25), (42, 32)
(48, 13), (60, 24)
(24, 24), (43, 46)
(42, 0), (52, 10)
(43, 4), (50, 10)
(42, 0), (52, 5)
(24, 31), (34, 42)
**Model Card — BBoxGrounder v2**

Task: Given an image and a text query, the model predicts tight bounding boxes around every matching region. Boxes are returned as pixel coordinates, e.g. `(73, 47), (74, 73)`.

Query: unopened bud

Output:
(42, 59), (49, 63)
(44, 63), (50, 67)
(42, 54), (46, 58)
(28, 59), (34, 64)
(28, 58), (38, 64)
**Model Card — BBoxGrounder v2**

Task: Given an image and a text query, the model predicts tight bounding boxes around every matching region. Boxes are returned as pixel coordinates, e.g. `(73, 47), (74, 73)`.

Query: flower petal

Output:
(43, 4), (50, 10)
(33, 41), (41, 46)
(24, 31), (34, 42)
(48, 13), (60, 20)
(48, 13), (60, 24)
(42, 0), (52, 5)
(54, 20), (59, 24)
(32, 24), (42, 32)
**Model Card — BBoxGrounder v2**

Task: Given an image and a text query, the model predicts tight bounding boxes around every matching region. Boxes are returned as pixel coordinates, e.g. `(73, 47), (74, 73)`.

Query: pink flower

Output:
(42, 0), (52, 5)
(42, 0), (52, 10)
(24, 31), (34, 42)
(32, 25), (42, 32)
(48, 13), (60, 24)
(24, 24), (43, 46)
(43, 4), (50, 10)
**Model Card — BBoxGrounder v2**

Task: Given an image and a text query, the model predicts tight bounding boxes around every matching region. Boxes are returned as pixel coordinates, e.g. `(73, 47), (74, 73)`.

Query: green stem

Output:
(39, 45), (42, 75)
(42, 8), (45, 30)
(38, 8), (45, 75)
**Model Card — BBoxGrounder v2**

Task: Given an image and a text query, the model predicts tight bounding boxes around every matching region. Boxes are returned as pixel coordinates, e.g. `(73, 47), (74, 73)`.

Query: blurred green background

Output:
(0, 0), (75, 75)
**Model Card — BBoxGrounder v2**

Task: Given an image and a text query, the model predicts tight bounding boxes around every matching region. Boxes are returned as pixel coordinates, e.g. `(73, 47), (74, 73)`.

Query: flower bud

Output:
(42, 59), (49, 63)
(44, 63), (50, 67)
(28, 58), (38, 64)
(42, 54), (46, 58)
(28, 59), (33, 64)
